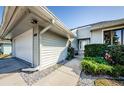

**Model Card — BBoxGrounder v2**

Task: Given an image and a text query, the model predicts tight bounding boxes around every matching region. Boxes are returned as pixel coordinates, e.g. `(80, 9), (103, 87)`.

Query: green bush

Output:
(66, 41), (75, 60)
(81, 57), (124, 77)
(107, 45), (124, 65)
(83, 57), (108, 65)
(84, 44), (107, 57)
(112, 65), (124, 77)
(67, 47), (74, 60)
(81, 59), (98, 74)
(81, 57), (113, 75)
(97, 64), (113, 75)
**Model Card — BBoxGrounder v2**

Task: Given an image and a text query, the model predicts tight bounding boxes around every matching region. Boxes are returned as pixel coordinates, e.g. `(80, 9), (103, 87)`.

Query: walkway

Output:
(34, 56), (82, 86)
(0, 56), (82, 86)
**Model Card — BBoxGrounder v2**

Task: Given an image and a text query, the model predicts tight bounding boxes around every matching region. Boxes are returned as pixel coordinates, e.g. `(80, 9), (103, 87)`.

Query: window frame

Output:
(103, 28), (124, 45)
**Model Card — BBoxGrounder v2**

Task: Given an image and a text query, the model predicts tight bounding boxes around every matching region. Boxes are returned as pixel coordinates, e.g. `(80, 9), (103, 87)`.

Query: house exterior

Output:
(71, 18), (124, 54)
(0, 6), (74, 71)
(0, 40), (11, 54)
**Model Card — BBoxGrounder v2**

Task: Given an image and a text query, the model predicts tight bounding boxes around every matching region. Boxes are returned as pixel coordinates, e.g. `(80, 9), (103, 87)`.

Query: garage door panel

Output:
(14, 29), (33, 64)
(40, 31), (68, 69)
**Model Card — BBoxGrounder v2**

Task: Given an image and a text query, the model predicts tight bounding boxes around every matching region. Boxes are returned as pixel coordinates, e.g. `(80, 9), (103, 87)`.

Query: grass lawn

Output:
(95, 78), (124, 86)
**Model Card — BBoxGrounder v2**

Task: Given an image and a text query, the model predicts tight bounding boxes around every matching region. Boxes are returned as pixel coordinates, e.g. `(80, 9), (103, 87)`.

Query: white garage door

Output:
(40, 31), (68, 70)
(13, 29), (33, 64)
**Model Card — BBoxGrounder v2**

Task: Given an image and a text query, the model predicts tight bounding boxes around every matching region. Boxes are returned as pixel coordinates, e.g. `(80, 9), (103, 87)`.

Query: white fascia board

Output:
(0, 7), (17, 37)
(1, 6), (74, 39)
(30, 6), (74, 38)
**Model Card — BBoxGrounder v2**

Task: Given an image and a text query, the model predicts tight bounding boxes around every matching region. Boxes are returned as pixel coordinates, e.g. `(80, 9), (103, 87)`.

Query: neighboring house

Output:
(0, 40), (11, 54)
(0, 6), (74, 71)
(71, 18), (124, 54)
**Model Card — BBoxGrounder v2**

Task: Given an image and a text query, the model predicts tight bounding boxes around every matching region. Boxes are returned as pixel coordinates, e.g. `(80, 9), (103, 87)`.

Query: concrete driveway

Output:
(0, 56), (82, 86)
(0, 58), (30, 86)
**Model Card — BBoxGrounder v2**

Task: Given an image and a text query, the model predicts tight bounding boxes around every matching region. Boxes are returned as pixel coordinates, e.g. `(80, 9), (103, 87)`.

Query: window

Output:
(104, 31), (111, 45)
(104, 29), (124, 45)
(112, 30), (122, 45)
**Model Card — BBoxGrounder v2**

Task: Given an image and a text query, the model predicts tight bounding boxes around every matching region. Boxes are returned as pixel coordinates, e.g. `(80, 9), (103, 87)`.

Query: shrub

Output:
(84, 44), (107, 57)
(112, 65), (124, 77)
(81, 59), (98, 74)
(67, 41), (74, 60)
(97, 64), (113, 75)
(107, 45), (124, 65)
(84, 57), (108, 65)
(67, 47), (74, 60)
(81, 57), (124, 77)
(81, 57), (113, 75)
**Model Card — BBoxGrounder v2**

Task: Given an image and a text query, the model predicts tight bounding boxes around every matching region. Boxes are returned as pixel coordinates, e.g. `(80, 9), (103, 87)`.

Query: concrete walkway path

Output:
(0, 56), (82, 86)
(0, 73), (27, 86)
(33, 56), (82, 86)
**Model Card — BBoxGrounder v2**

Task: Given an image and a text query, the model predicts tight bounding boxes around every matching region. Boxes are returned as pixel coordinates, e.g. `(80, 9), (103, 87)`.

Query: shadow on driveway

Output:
(0, 58), (30, 74)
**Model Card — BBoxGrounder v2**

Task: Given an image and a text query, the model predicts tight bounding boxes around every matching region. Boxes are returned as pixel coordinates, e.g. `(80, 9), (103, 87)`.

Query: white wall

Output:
(71, 29), (78, 50)
(77, 26), (91, 39)
(70, 38), (78, 50)
(71, 29), (77, 37)
(13, 28), (33, 64)
(91, 29), (103, 44)
(40, 31), (68, 70)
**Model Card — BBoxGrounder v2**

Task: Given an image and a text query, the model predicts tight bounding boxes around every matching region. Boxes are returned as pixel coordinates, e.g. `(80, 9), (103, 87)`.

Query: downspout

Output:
(22, 19), (55, 72)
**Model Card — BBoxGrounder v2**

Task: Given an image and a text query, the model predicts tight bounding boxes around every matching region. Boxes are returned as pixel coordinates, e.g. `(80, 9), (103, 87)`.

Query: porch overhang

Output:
(0, 6), (74, 40)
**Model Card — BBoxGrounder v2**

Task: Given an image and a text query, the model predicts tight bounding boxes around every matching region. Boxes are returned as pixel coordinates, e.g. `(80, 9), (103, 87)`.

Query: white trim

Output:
(40, 24), (52, 35)
(102, 29), (104, 44)
(0, 6), (74, 40)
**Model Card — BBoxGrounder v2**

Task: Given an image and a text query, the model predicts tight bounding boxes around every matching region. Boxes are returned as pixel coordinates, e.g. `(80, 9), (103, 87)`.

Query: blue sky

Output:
(0, 6), (4, 25)
(1, 6), (124, 29)
(48, 6), (124, 29)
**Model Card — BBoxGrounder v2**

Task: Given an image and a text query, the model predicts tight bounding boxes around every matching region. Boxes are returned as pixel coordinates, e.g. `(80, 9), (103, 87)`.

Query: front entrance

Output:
(79, 39), (90, 54)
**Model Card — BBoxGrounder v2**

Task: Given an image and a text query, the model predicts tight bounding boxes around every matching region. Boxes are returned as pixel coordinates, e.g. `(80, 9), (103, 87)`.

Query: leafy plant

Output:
(81, 57), (114, 76)
(83, 57), (108, 65)
(84, 44), (107, 57)
(66, 41), (74, 60)
(107, 45), (124, 65)
(112, 65), (124, 77)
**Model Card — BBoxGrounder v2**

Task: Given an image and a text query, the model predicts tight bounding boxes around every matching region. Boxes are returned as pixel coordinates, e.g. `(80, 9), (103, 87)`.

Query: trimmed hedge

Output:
(81, 57), (124, 77)
(84, 44), (124, 65)
(83, 57), (108, 65)
(84, 44), (107, 57)
(107, 45), (124, 65)
(81, 57), (113, 75)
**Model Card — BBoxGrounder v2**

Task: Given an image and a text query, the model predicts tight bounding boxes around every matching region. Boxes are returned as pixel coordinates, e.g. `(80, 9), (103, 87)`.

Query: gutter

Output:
(38, 6), (74, 38)
(0, 7), (17, 39)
